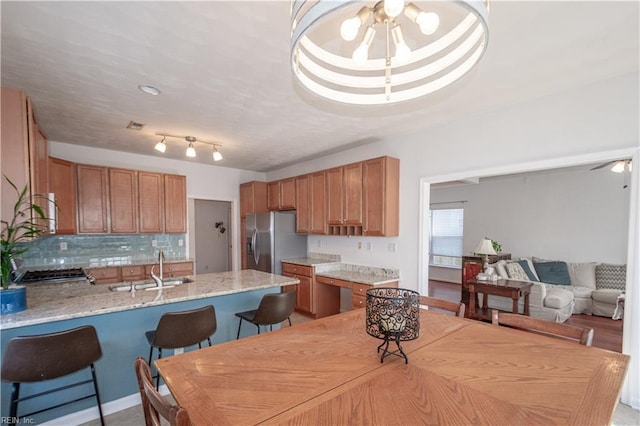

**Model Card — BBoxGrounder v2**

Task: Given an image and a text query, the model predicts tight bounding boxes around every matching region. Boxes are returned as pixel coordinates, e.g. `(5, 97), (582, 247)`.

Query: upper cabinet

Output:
(240, 181), (268, 218)
(296, 171), (326, 234)
(138, 171), (164, 234)
(77, 164), (109, 233)
(164, 174), (187, 233)
(268, 178), (296, 211)
(363, 156), (399, 237)
(109, 168), (138, 233)
(327, 162), (363, 230)
(48, 157), (77, 235)
(75, 162), (186, 235)
(1, 87), (49, 231)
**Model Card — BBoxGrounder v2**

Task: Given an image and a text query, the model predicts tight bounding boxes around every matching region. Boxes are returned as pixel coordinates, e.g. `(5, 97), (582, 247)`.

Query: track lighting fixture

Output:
(154, 136), (167, 153)
(154, 133), (224, 161)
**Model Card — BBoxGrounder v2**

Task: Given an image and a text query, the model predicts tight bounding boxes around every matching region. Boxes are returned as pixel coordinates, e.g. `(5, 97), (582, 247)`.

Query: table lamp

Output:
(365, 287), (419, 364)
(474, 238), (497, 271)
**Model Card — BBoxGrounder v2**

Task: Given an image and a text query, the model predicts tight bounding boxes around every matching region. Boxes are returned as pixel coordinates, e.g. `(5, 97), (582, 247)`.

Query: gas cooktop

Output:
(14, 267), (88, 284)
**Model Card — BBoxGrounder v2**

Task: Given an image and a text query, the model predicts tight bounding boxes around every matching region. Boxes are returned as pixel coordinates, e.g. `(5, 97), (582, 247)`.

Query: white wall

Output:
(267, 72), (639, 287)
(431, 166), (631, 264)
(50, 142), (265, 271)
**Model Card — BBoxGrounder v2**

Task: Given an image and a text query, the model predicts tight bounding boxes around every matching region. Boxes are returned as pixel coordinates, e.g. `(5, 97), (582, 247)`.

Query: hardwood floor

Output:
(429, 280), (623, 352)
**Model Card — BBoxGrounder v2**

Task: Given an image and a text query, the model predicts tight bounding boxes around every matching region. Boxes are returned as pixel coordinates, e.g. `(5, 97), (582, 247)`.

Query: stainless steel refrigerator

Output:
(245, 211), (307, 275)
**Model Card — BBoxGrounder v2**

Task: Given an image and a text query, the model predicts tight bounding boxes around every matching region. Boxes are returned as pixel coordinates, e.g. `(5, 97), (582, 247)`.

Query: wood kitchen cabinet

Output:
(281, 262), (313, 314)
(86, 266), (122, 285)
(77, 164), (109, 233)
(314, 275), (399, 315)
(295, 171), (326, 234)
(326, 162), (363, 235)
(138, 171), (164, 233)
(1, 87), (49, 231)
(48, 157), (77, 234)
(121, 265), (145, 281)
(109, 168), (138, 233)
(240, 181), (268, 218)
(144, 261), (193, 279)
(268, 178), (296, 211)
(362, 156), (399, 236)
(164, 174), (187, 233)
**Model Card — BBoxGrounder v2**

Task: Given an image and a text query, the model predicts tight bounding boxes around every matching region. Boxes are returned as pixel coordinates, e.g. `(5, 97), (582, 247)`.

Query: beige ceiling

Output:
(1, 1), (638, 172)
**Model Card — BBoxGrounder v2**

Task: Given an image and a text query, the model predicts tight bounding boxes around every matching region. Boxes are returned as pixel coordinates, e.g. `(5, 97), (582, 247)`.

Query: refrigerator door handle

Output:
(251, 229), (259, 265)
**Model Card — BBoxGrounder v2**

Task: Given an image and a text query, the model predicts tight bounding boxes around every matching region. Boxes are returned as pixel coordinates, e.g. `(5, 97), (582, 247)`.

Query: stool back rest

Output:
(419, 295), (466, 317)
(491, 310), (594, 346)
(134, 357), (191, 426)
(1, 325), (102, 383)
(253, 290), (297, 325)
(153, 305), (217, 349)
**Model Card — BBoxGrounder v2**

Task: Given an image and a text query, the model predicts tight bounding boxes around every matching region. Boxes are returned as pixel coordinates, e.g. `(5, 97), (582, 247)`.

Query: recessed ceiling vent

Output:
(127, 121), (145, 130)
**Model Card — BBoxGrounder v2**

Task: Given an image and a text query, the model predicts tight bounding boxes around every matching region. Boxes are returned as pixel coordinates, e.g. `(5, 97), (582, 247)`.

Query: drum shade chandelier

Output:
(290, 0), (490, 105)
(154, 134), (223, 161)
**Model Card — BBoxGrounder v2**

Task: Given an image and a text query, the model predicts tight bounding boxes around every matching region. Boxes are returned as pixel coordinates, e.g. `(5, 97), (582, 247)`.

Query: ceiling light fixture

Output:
(138, 84), (161, 96)
(290, 0), (490, 105)
(212, 146), (223, 162)
(154, 133), (224, 161)
(154, 136), (167, 153)
(611, 160), (632, 173)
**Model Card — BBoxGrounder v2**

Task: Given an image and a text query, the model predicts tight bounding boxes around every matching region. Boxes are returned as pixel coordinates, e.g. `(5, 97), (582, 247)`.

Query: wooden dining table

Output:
(155, 307), (629, 425)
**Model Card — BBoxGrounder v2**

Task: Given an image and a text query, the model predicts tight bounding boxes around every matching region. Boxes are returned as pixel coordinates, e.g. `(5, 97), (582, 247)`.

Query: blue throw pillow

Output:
(517, 260), (539, 281)
(533, 261), (572, 285)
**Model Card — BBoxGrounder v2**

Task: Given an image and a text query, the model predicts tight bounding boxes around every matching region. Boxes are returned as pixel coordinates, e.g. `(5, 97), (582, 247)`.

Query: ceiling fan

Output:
(590, 159), (632, 173)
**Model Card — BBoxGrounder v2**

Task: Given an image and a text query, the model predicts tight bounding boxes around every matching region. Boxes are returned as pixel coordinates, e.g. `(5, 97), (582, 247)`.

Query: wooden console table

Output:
(465, 279), (533, 321)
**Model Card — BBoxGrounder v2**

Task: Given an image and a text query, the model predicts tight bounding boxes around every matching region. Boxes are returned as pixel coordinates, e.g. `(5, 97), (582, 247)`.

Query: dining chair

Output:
(134, 357), (191, 426)
(419, 295), (466, 317)
(235, 290), (297, 339)
(146, 304), (217, 388)
(491, 309), (594, 346)
(1, 325), (105, 425)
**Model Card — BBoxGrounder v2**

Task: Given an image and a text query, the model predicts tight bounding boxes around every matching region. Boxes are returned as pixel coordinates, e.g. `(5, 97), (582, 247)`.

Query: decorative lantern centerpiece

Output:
(366, 287), (420, 363)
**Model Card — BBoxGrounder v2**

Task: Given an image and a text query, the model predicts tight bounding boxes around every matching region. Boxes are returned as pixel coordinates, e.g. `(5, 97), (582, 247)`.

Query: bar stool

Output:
(1, 325), (105, 425)
(235, 290), (297, 339)
(146, 304), (217, 388)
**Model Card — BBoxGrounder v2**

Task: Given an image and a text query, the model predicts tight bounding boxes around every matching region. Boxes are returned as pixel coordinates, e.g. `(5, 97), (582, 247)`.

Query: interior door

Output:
(194, 199), (231, 274)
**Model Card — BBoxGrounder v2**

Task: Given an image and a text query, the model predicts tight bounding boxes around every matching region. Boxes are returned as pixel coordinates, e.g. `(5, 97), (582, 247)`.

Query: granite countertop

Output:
(281, 258), (340, 267)
(0, 270), (299, 330)
(282, 257), (400, 286)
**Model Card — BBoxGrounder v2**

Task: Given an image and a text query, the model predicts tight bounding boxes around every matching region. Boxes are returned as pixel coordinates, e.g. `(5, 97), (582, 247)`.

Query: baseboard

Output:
(40, 385), (170, 425)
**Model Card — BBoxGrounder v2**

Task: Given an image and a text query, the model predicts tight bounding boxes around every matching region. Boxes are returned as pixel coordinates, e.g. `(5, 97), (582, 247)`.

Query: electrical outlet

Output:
(388, 243), (397, 252)
(152, 239), (157, 247)
(366, 242), (372, 251)
(357, 242), (362, 250)
(178, 239), (184, 247)
(60, 242), (67, 251)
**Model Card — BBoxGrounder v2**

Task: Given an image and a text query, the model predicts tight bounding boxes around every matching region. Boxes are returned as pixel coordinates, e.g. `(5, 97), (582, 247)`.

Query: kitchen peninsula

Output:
(0, 270), (299, 423)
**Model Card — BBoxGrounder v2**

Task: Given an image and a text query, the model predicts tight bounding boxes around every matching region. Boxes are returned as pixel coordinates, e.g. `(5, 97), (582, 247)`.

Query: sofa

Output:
(480, 258), (626, 323)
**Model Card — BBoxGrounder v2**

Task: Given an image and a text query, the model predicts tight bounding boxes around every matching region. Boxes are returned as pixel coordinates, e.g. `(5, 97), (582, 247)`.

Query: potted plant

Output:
(1, 176), (49, 314)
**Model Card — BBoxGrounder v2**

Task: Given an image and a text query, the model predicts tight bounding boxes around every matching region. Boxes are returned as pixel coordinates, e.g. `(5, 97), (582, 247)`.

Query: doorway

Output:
(193, 199), (232, 274)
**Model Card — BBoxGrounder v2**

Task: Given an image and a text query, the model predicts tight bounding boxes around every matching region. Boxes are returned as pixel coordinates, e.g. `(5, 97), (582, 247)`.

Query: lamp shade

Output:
(474, 238), (497, 256)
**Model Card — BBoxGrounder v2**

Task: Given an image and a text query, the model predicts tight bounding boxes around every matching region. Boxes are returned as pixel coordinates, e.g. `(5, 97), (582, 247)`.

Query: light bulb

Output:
(212, 148), (223, 162)
(394, 43), (411, 64)
(384, 0), (405, 18)
(611, 161), (625, 173)
(186, 143), (196, 158)
(416, 11), (439, 35)
(352, 44), (369, 66)
(391, 24), (410, 64)
(154, 138), (166, 153)
(340, 17), (361, 41)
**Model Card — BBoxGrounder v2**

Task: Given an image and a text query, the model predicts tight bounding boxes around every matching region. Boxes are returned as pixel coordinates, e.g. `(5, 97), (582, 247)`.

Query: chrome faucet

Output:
(150, 249), (165, 289)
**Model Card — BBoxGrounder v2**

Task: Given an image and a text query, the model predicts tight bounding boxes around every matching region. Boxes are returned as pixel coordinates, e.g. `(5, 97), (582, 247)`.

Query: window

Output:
(430, 208), (464, 268)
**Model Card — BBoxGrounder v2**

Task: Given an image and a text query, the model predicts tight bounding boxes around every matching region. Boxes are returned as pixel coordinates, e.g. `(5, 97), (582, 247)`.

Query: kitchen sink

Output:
(109, 277), (193, 292)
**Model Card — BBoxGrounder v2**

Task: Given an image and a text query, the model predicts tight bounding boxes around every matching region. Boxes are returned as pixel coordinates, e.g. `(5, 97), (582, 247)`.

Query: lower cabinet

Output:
(281, 262), (313, 314)
(89, 261), (194, 285)
(315, 276), (399, 315)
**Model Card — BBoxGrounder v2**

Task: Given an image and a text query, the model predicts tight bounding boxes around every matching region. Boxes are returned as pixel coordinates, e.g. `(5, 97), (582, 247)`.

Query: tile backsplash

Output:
(16, 234), (187, 268)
